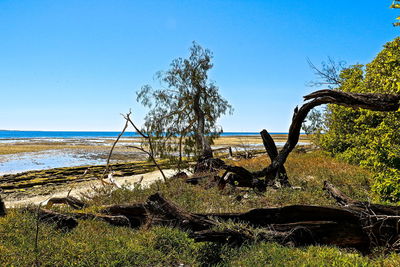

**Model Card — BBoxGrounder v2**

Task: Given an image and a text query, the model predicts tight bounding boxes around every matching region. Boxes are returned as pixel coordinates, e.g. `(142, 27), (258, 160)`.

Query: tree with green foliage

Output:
(301, 109), (325, 137)
(317, 38), (400, 202)
(137, 42), (233, 164)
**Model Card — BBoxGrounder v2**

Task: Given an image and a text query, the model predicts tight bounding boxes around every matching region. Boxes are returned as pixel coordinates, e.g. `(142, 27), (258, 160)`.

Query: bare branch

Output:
(123, 112), (167, 182)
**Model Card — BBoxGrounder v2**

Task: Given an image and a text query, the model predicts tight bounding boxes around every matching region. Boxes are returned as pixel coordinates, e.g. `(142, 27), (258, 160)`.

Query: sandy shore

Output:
(4, 169), (177, 208)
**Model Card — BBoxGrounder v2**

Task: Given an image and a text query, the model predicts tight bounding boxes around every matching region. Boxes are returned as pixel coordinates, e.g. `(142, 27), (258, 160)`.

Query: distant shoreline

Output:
(0, 131), (296, 139)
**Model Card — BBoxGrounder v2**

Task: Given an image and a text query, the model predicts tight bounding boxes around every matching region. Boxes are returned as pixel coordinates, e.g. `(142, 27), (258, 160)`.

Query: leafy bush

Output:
(318, 37), (400, 202)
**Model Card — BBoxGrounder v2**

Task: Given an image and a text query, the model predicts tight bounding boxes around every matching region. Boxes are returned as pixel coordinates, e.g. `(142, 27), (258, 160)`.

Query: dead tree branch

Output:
(102, 111), (131, 180)
(220, 89), (400, 190)
(123, 112), (167, 182)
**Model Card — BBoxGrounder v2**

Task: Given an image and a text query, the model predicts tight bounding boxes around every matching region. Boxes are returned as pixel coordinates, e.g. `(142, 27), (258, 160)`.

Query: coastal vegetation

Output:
(311, 38), (400, 202)
(3, 150), (400, 266)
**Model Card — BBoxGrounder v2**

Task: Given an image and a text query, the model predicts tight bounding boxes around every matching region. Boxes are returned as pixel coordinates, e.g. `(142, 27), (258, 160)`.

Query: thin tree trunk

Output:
(193, 90), (213, 159)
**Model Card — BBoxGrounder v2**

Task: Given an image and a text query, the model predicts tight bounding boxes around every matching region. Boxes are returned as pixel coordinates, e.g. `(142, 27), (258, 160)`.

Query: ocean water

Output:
(0, 130), (287, 139)
(0, 130), (294, 175)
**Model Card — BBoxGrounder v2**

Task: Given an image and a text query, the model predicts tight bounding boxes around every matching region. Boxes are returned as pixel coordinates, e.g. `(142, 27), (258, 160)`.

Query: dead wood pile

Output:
(2, 182), (396, 254)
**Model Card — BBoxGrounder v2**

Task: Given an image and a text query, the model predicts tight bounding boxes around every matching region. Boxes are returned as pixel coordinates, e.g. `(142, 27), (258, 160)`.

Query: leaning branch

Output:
(123, 112), (167, 182)
(102, 110), (131, 180)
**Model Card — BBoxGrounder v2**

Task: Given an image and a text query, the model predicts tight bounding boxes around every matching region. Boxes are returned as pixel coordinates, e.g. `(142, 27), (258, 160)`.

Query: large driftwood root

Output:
(194, 89), (400, 191)
(97, 194), (369, 250)
(323, 181), (400, 251)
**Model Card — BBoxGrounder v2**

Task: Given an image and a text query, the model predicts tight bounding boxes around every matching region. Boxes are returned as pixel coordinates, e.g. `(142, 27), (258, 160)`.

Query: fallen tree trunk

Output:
(21, 192), (399, 252)
(144, 193), (216, 231)
(142, 194), (372, 251)
(190, 220), (368, 250)
(95, 193), (369, 250)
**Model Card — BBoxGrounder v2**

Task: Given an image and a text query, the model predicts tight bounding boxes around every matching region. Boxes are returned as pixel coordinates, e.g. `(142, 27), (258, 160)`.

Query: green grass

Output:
(1, 150), (399, 266)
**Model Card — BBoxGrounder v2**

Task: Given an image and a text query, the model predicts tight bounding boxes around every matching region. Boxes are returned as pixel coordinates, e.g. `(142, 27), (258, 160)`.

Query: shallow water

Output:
(0, 136), (309, 175)
(0, 150), (104, 175)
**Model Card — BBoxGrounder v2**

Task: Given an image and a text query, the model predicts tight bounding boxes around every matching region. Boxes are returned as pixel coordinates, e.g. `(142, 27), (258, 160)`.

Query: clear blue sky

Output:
(0, 0), (398, 132)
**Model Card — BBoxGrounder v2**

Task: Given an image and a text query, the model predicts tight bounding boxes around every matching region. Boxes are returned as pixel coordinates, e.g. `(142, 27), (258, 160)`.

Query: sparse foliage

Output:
(137, 42), (233, 163)
(307, 57), (346, 89)
(301, 109), (325, 137)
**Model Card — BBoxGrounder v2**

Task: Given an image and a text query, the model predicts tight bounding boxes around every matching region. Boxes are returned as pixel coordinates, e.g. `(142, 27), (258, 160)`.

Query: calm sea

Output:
(0, 131), (287, 139)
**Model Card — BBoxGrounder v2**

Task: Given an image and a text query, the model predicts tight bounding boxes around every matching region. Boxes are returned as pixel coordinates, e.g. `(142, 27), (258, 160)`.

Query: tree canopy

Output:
(317, 38), (400, 202)
(137, 42), (233, 163)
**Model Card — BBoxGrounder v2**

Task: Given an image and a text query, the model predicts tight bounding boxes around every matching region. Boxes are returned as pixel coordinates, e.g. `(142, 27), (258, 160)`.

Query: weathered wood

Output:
(260, 129), (289, 187)
(228, 146), (233, 157)
(46, 196), (86, 210)
(26, 193), (400, 252)
(198, 205), (362, 226)
(323, 181), (400, 215)
(190, 221), (368, 250)
(101, 204), (147, 227)
(194, 157), (225, 173)
(304, 89), (400, 112)
(0, 195), (6, 217)
(171, 171), (189, 179)
(144, 193), (216, 231)
(323, 181), (400, 249)
(26, 208), (78, 231)
(68, 212), (131, 227)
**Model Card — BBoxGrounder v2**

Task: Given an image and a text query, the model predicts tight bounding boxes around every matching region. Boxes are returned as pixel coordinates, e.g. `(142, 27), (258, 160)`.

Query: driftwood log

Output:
(194, 89), (400, 191)
(11, 188), (400, 253)
(98, 192), (399, 252)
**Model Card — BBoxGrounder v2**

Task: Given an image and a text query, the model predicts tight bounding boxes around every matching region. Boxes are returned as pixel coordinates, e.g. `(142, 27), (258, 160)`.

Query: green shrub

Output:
(318, 37), (400, 202)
